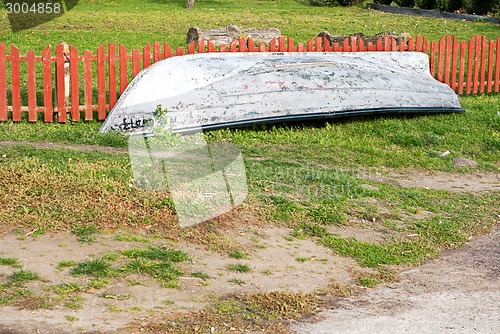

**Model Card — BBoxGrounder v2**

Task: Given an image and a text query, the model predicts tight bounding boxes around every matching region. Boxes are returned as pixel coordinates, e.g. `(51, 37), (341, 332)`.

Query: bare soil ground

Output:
(0, 142), (498, 333)
(292, 224), (500, 334)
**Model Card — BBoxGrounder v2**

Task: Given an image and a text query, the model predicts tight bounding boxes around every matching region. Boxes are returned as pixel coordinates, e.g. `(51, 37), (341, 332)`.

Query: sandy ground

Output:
(291, 225), (500, 334)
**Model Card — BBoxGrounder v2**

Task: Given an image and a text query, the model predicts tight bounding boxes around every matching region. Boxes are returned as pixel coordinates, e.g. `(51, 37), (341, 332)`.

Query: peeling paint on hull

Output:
(100, 52), (464, 134)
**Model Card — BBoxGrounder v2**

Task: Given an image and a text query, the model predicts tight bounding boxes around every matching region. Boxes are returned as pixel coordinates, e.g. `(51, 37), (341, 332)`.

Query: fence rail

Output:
(0, 35), (499, 123)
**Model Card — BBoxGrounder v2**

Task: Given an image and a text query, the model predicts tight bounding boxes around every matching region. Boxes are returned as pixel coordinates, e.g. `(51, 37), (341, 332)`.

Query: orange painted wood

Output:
(350, 37), (357, 52)
(119, 44), (128, 94)
(486, 40), (494, 93)
(376, 38), (382, 51)
(390, 37), (397, 51)
(176, 47), (184, 56)
(68, 46), (80, 121)
(473, 36), (481, 93)
(451, 37), (458, 92)
(240, 38), (248, 52)
(479, 36), (486, 93)
(458, 41), (466, 95)
(358, 38), (365, 52)
(366, 42), (374, 52)
(143, 44), (151, 68)
(466, 37), (474, 94)
(187, 42), (195, 54)
(307, 38), (314, 51)
(407, 37), (415, 51)
(297, 42), (304, 52)
(415, 36), (422, 52)
(438, 37), (445, 83)
(230, 40), (237, 52)
(10, 45), (21, 121)
(269, 38), (277, 52)
(288, 37), (296, 52)
(164, 43), (173, 58)
(495, 37), (500, 92)
(132, 49), (140, 77)
(197, 40), (205, 53)
(55, 44), (66, 122)
(444, 36), (451, 85)
(384, 37), (390, 51)
(83, 50), (93, 120)
(422, 37), (428, 53)
(278, 37), (285, 52)
(42, 46), (53, 122)
(27, 50), (37, 122)
(429, 40), (437, 79)
(154, 42), (162, 62)
(219, 44), (227, 52)
(0, 44), (7, 121)
(342, 38), (349, 52)
(315, 37), (322, 52)
(108, 44), (117, 111)
(97, 44), (106, 120)
(207, 41), (215, 53)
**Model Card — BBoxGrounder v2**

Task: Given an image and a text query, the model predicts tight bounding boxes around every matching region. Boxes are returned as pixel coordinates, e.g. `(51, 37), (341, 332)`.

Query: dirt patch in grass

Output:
(0, 224), (362, 334)
(360, 168), (500, 193)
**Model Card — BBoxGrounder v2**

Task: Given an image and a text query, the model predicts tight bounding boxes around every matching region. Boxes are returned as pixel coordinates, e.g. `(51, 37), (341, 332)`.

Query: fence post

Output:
(27, 50), (37, 122)
(42, 46), (53, 122)
(0, 44), (7, 121)
(11, 45), (21, 122)
(55, 43), (67, 122)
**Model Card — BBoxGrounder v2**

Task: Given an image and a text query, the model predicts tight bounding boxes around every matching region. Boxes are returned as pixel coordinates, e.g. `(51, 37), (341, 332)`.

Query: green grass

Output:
(0, 257), (22, 268)
(0, 0), (498, 54)
(9, 270), (40, 284)
(71, 258), (115, 278)
(72, 224), (99, 243)
(227, 263), (252, 273)
(55, 261), (76, 271)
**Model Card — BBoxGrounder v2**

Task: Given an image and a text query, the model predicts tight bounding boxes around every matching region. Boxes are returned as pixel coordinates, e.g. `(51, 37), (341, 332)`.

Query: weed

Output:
(115, 234), (150, 243)
(54, 282), (83, 295)
(64, 296), (85, 310)
(65, 315), (79, 322)
(71, 259), (114, 278)
(358, 277), (380, 287)
(191, 272), (211, 280)
(99, 293), (132, 300)
(56, 261), (76, 271)
(0, 257), (22, 268)
(121, 247), (189, 263)
(228, 279), (246, 286)
(261, 269), (273, 276)
(9, 270), (40, 284)
(295, 257), (311, 263)
(228, 251), (246, 259)
(227, 264), (252, 273)
(72, 224), (99, 243)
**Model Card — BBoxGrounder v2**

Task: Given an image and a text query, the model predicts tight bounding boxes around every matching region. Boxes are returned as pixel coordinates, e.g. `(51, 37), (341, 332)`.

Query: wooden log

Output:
(186, 25), (281, 46)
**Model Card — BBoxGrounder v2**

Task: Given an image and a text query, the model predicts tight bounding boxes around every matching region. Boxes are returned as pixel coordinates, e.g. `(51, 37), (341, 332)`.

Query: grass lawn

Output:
(1, 0), (499, 52)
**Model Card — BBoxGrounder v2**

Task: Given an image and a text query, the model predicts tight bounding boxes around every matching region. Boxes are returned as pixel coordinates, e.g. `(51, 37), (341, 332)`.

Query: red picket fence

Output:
(0, 35), (499, 123)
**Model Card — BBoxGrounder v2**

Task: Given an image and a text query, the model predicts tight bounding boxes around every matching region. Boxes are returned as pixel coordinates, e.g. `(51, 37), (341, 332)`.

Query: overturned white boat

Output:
(100, 52), (463, 134)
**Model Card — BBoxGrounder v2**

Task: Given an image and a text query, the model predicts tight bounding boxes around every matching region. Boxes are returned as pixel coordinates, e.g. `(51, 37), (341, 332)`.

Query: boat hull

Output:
(100, 52), (464, 134)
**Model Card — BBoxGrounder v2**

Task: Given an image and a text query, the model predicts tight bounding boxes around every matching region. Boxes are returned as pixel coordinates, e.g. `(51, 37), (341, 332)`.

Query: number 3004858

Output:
(5, 2), (62, 14)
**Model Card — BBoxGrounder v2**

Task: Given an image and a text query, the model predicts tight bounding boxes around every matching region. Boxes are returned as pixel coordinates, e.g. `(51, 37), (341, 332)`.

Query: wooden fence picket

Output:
(42, 46), (53, 122)
(0, 44), (6, 121)
(0, 35), (497, 123)
(11, 45), (21, 122)
(70, 45), (80, 121)
(27, 50), (36, 122)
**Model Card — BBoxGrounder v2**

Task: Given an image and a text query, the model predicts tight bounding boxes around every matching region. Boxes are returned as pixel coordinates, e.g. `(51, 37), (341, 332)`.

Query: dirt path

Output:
(291, 225), (500, 334)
